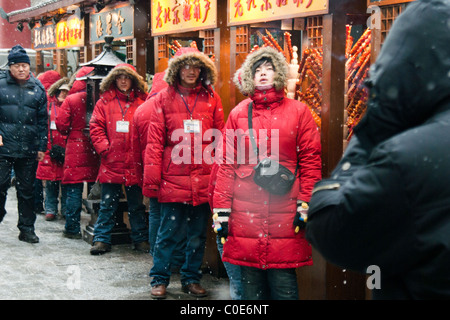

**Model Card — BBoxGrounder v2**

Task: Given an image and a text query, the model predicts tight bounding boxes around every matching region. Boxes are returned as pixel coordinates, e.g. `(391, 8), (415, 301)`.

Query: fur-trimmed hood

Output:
(68, 66), (94, 95)
(37, 70), (61, 91)
(47, 77), (70, 97)
(100, 63), (148, 94)
(164, 47), (217, 88)
(233, 46), (288, 96)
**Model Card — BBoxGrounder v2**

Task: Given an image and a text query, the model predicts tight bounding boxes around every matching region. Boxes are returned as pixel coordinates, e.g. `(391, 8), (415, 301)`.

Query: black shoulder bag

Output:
(48, 102), (66, 164)
(248, 102), (298, 195)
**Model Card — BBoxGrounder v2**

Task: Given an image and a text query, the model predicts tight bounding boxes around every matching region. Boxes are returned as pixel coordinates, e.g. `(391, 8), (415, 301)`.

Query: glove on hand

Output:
(293, 202), (309, 233)
(213, 211), (230, 244)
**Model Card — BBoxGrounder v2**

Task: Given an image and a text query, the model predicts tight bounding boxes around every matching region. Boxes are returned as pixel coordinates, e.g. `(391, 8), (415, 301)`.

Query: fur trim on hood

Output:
(233, 46), (288, 96)
(164, 47), (217, 88)
(100, 63), (148, 94)
(47, 77), (70, 97)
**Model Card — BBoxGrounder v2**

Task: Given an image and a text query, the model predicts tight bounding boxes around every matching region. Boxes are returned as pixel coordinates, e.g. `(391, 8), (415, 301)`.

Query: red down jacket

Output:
(36, 92), (67, 181)
(89, 63), (148, 185)
(143, 48), (225, 206)
(36, 73), (66, 181)
(132, 71), (168, 196)
(55, 67), (99, 184)
(143, 83), (225, 205)
(212, 87), (322, 269)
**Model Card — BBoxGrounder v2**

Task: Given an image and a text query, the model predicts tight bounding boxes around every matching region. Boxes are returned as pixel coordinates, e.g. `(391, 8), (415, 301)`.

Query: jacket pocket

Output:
(235, 165), (254, 179)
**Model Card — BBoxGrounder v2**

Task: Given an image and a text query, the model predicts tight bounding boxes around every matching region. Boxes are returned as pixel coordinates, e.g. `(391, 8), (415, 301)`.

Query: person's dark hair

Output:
(251, 57), (275, 77)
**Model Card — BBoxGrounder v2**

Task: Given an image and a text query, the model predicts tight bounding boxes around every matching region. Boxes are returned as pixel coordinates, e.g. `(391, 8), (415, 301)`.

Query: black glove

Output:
(293, 202), (308, 233)
(213, 211), (230, 244)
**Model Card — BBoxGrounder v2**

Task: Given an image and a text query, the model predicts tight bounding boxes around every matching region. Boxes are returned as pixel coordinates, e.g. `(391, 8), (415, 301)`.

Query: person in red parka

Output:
(34, 70), (63, 215)
(144, 48), (224, 299)
(56, 66), (99, 239)
(211, 47), (322, 300)
(132, 71), (168, 194)
(36, 77), (70, 221)
(89, 63), (149, 255)
(132, 71), (186, 269)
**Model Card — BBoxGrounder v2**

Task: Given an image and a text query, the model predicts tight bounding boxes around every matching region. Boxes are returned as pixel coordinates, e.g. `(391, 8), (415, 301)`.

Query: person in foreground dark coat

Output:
(0, 45), (48, 243)
(305, 0), (450, 299)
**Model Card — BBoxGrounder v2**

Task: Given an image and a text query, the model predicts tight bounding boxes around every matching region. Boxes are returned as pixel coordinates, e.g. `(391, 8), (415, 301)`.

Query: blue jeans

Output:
(44, 180), (67, 216)
(149, 197), (185, 266)
(64, 183), (83, 234)
(150, 202), (209, 287)
(241, 266), (299, 300)
(217, 236), (242, 300)
(93, 183), (148, 245)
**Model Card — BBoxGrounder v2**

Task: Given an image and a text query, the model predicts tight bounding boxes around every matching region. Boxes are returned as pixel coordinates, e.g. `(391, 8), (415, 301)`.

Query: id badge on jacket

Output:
(50, 121), (57, 130)
(116, 120), (130, 133)
(183, 119), (201, 133)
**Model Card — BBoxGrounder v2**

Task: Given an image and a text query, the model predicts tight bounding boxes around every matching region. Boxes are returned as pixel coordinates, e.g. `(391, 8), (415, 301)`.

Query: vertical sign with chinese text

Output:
(151, 0), (217, 36)
(33, 24), (57, 49)
(228, 0), (328, 26)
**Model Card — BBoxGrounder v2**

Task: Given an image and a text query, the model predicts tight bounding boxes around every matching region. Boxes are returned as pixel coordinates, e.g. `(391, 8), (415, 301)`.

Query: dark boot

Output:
(133, 241), (150, 253)
(90, 242), (111, 255)
(63, 230), (82, 239)
(18, 231), (39, 243)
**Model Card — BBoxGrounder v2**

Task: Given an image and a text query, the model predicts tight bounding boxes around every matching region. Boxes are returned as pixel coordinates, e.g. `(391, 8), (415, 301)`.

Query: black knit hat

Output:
(8, 45), (30, 65)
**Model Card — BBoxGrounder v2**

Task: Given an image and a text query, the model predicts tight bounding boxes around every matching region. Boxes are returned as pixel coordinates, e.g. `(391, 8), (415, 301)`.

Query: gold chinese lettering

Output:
(116, 10), (125, 34)
(96, 16), (103, 38)
(106, 12), (113, 35)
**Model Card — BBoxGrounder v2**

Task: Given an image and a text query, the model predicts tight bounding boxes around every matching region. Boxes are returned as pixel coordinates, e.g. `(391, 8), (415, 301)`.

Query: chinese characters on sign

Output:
(228, 0), (328, 25)
(90, 5), (134, 43)
(56, 16), (84, 48)
(151, 0), (217, 36)
(34, 24), (57, 49)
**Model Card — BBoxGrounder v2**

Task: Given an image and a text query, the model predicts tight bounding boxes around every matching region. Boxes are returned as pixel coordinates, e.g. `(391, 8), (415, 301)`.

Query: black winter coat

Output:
(0, 70), (48, 158)
(306, 0), (450, 299)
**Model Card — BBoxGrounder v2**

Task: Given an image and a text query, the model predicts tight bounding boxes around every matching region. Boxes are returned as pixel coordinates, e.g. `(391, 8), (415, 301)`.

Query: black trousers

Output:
(0, 156), (38, 232)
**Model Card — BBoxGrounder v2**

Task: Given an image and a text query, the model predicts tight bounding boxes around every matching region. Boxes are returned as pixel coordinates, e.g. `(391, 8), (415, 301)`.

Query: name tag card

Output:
(116, 120), (130, 133)
(50, 121), (57, 130)
(183, 119), (201, 133)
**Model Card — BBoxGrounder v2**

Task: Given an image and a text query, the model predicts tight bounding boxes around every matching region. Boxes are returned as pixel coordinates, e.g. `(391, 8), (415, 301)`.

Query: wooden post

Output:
(321, 12), (345, 178)
(319, 0), (368, 300)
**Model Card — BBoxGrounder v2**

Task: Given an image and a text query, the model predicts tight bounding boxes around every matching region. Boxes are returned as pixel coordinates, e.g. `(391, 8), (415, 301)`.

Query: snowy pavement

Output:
(0, 186), (231, 300)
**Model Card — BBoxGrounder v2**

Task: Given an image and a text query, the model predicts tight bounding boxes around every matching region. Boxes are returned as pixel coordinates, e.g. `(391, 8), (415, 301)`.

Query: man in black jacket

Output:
(305, 0), (450, 299)
(0, 45), (48, 243)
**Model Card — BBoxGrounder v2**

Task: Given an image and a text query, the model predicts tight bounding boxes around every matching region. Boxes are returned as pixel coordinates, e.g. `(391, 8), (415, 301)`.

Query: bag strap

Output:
(247, 101), (259, 158)
(247, 101), (299, 176)
(49, 102), (54, 147)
